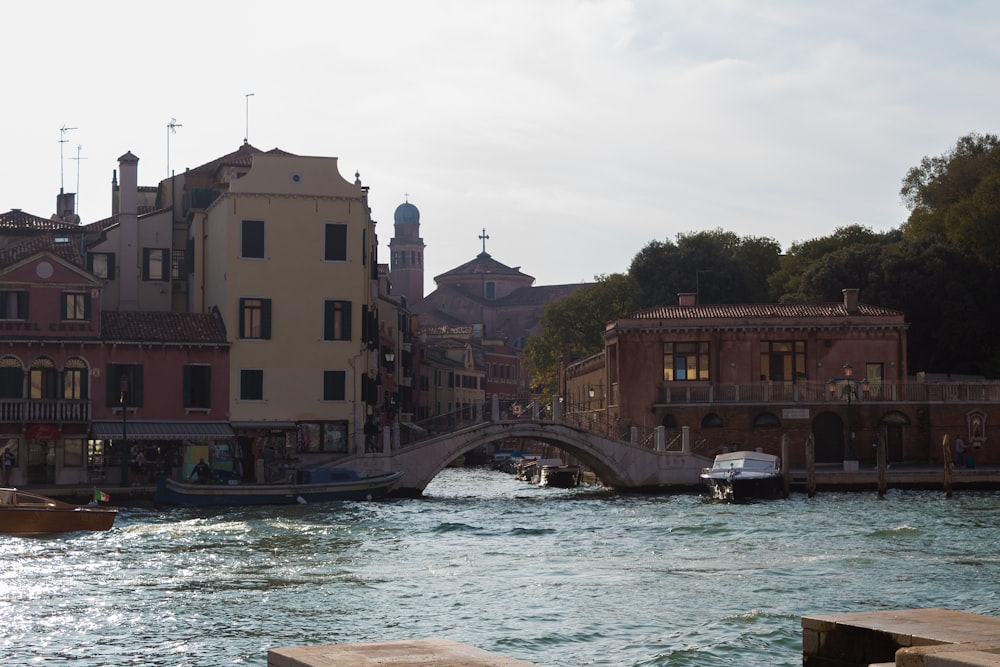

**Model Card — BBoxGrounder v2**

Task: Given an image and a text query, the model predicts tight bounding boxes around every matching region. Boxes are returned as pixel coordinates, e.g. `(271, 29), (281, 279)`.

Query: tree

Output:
(628, 229), (781, 307)
(523, 273), (639, 404)
(901, 132), (1000, 267)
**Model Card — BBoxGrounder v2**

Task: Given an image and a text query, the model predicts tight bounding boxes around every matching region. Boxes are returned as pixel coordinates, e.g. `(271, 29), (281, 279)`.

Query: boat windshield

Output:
(712, 458), (776, 472)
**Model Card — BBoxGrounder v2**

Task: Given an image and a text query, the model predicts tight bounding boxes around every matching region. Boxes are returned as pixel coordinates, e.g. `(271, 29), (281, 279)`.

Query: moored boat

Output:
(0, 488), (117, 534)
(538, 462), (582, 488)
(700, 451), (785, 501)
(154, 469), (404, 506)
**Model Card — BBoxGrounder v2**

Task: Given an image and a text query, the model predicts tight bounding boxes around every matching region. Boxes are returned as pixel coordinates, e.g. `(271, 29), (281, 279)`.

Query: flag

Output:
(94, 488), (110, 503)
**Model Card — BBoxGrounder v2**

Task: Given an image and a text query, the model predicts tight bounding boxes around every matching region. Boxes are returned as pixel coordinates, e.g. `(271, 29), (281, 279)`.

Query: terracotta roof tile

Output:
(0, 209), (78, 232)
(101, 311), (228, 344)
(622, 302), (904, 320)
(0, 233), (86, 269)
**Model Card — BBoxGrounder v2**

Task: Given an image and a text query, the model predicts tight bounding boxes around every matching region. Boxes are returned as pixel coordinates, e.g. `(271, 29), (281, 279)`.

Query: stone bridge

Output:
(331, 401), (711, 496)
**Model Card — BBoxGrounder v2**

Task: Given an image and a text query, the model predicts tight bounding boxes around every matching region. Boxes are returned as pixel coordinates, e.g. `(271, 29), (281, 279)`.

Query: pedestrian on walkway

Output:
(955, 434), (966, 467)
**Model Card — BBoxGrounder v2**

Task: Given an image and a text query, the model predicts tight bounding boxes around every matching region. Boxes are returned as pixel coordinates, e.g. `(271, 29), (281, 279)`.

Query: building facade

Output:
(566, 288), (999, 468)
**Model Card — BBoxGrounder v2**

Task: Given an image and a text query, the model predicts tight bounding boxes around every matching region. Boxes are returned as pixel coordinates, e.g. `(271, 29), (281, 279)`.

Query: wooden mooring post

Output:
(876, 435), (887, 498)
(942, 434), (953, 498)
(781, 434), (790, 498)
(805, 434), (816, 498)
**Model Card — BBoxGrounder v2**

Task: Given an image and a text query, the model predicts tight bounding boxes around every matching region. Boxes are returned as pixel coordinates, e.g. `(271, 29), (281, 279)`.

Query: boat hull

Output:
(154, 470), (404, 506)
(701, 474), (785, 501)
(539, 465), (581, 488)
(0, 488), (117, 534)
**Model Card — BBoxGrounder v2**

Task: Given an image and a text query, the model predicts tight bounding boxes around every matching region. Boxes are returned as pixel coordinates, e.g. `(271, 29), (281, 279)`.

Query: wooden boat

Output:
(0, 488), (117, 534)
(538, 462), (581, 488)
(700, 451), (785, 501)
(154, 468), (404, 506)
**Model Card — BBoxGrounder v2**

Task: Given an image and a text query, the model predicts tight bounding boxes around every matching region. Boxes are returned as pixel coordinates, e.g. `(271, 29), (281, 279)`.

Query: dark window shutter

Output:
(261, 299), (272, 339)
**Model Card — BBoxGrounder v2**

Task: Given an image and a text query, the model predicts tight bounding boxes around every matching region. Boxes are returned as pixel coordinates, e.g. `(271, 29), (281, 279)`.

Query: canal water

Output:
(2, 468), (999, 666)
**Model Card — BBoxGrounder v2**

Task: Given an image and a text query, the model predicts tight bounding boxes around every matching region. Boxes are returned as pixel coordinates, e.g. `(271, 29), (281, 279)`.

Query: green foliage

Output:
(627, 229), (780, 307)
(901, 132), (1000, 267)
(523, 273), (639, 404)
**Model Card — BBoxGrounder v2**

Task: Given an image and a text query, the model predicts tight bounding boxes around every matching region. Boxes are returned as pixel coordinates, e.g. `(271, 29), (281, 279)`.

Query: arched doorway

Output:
(879, 411), (911, 463)
(812, 411), (843, 464)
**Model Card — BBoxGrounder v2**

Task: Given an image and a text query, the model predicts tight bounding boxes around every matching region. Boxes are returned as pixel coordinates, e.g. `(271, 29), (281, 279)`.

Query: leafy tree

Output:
(628, 229), (780, 307)
(523, 273), (639, 403)
(901, 132), (1000, 267)
(770, 225), (891, 301)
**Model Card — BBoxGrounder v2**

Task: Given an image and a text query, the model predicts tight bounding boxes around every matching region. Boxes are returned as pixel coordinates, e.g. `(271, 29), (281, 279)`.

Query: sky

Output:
(4, 1), (1000, 294)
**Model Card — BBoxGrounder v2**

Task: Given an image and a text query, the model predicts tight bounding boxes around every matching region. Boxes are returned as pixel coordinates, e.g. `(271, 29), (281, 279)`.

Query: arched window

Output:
(29, 357), (59, 400)
(0, 356), (23, 399)
(63, 357), (89, 400)
(701, 413), (723, 428)
(753, 412), (781, 428)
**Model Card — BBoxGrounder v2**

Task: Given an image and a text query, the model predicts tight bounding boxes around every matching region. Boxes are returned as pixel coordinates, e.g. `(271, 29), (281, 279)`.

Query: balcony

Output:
(0, 399), (91, 423)
(655, 381), (1000, 405)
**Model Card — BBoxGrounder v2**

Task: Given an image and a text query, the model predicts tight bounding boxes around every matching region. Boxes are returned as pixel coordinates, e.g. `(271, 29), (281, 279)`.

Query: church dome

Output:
(394, 201), (420, 225)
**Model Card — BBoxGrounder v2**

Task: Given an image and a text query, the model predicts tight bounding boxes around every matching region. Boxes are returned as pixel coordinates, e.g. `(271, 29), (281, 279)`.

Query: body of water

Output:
(2, 468), (999, 666)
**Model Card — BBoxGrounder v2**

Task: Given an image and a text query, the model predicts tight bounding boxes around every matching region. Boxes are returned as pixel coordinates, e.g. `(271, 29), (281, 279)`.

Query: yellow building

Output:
(186, 144), (379, 463)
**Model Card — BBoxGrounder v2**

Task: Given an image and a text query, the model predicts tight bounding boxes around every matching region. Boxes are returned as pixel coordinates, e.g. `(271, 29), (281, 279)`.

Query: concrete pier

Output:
(802, 608), (1000, 666)
(268, 638), (537, 667)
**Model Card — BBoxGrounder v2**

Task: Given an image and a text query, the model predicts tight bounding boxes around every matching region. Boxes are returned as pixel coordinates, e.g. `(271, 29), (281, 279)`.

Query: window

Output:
(0, 357), (22, 399)
(323, 300), (352, 341)
(484, 281), (496, 300)
(171, 249), (186, 280)
(323, 370), (346, 401)
(324, 223), (348, 261)
(297, 422), (349, 453)
(30, 358), (59, 400)
(0, 291), (28, 319)
(663, 342), (709, 381)
(63, 358), (88, 400)
(61, 292), (90, 320)
(87, 253), (116, 280)
(753, 412), (781, 428)
(63, 438), (85, 467)
(106, 364), (143, 408)
(760, 341), (806, 382)
(183, 365), (212, 409)
(239, 298), (272, 339)
(142, 248), (169, 281)
(240, 369), (264, 401)
(242, 220), (265, 259)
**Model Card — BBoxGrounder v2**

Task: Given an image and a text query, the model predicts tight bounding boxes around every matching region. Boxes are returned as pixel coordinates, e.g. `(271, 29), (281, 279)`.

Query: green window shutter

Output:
(324, 301), (335, 340)
(107, 254), (116, 280)
(182, 366), (191, 408)
(261, 299), (272, 339)
(238, 298), (246, 338)
(342, 301), (352, 340)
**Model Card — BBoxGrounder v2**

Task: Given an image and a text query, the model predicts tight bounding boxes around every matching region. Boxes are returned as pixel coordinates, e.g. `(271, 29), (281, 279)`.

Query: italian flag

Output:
(94, 488), (110, 503)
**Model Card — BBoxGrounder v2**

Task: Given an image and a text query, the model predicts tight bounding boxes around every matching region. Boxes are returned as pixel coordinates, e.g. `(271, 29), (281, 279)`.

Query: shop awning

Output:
(230, 421), (297, 430)
(91, 421), (235, 440)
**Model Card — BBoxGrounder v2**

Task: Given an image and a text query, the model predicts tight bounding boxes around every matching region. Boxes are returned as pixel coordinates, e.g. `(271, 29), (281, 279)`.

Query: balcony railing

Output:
(0, 399), (92, 423)
(656, 381), (1000, 405)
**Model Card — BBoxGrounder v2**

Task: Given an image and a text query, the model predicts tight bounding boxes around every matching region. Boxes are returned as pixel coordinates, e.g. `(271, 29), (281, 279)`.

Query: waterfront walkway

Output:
(22, 463), (1000, 504)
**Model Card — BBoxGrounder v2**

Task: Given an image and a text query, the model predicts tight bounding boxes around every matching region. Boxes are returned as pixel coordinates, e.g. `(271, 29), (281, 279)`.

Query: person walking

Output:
(955, 434), (967, 467)
(2, 447), (14, 486)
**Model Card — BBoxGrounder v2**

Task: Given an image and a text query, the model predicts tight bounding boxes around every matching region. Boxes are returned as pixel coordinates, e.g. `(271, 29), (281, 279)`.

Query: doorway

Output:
(27, 440), (56, 484)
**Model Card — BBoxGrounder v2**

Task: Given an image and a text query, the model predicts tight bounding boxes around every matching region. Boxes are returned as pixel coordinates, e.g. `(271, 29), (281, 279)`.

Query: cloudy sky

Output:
(4, 1), (999, 292)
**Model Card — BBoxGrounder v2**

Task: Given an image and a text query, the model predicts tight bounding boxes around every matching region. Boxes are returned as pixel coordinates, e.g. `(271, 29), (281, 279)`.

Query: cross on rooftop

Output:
(479, 228), (490, 254)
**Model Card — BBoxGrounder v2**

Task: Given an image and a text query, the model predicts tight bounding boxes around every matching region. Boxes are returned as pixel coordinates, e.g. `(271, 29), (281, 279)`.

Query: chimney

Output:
(843, 288), (860, 314)
(55, 191), (77, 223)
(118, 151), (140, 311)
(678, 292), (697, 307)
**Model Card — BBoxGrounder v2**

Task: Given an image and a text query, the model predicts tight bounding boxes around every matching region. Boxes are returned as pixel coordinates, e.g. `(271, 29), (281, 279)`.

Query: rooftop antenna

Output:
(71, 145), (87, 215)
(245, 93), (255, 143)
(59, 125), (77, 192)
(167, 118), (182, 177)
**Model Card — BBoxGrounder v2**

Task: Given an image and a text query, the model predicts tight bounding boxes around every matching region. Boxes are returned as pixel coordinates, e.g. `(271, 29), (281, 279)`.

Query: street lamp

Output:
(827, 363), (870, 463)
(119, 375), (129, 486)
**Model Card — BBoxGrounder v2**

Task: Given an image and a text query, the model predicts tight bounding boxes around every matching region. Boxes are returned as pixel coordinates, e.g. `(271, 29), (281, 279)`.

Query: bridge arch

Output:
(333, 419), (710, 496)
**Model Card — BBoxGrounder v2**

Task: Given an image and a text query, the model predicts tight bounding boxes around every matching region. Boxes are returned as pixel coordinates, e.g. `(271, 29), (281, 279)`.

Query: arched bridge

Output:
(331, 401), (711, 496)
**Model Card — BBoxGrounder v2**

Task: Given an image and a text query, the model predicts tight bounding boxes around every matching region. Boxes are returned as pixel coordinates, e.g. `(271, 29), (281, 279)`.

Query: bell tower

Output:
(388, 198), (425, 303)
